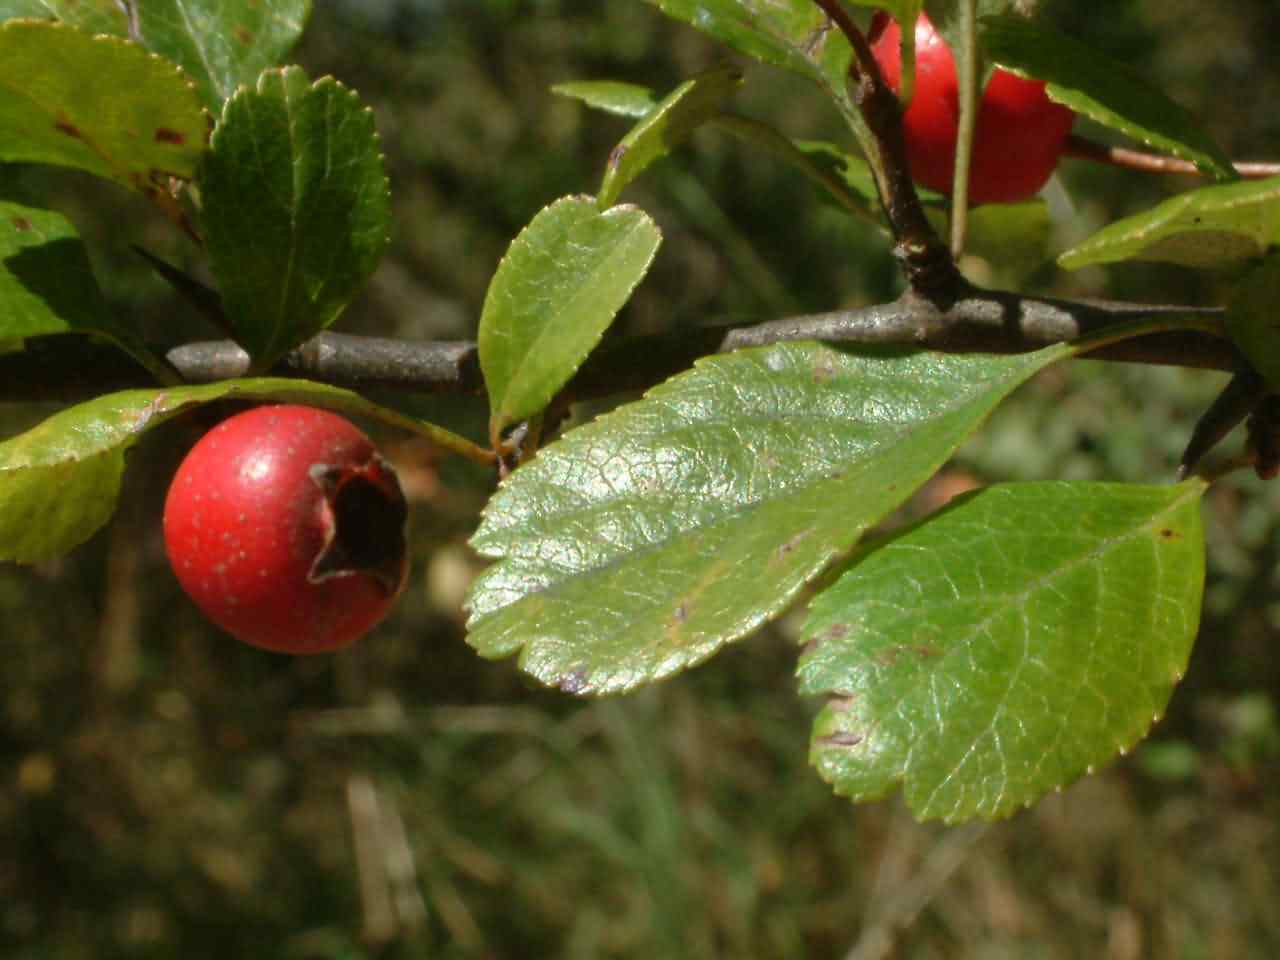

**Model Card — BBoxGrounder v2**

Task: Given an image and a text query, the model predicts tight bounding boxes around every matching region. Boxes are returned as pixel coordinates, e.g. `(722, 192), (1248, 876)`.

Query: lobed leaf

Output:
(479, 196), (662, 437)
(466, 342), (1070, 696)
(800, 480), (1206, 822)
(199, 66), (391, 371)
(0, 20), (207, 190)
(0, 378), (475, 564)
(981, 13), (1236, 182)
(1058, 175), (1280, 270)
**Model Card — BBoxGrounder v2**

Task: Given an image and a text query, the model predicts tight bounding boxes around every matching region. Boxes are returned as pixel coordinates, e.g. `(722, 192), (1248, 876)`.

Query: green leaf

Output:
(800, 480), (1206, 822)
(1, 0), (311, 113)
(642, 0), (836, 80)
(466, 342), (1070, 696)
(553, 80), (659, 119)
(598, 64), (742, 209)
(937, 199), (1052, 282)
(0, 199), (180, 380)
(0, 377), (476, 564)
(0, 20), (207, 189)
(981, 13), (1236, 182)
(199, 66), (391, 371)
(0, 200), (110, 338)
(1226, 253), (1280, 388)
(479, 196), (662, 437)
(713, 123), (882, 225)
(0, 0), (129, 33)
(1058, 175), (1280, 270)
(135, 0), (311, 113)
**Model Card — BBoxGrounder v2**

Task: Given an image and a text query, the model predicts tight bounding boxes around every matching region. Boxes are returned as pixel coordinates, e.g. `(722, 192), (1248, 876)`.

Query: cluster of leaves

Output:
(2, 0), (1279, 823)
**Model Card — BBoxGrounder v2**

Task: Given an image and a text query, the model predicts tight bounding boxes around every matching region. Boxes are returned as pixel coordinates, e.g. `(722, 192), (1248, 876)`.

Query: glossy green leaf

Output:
(981, 13), (1236, 182)
(135, 0), (311, 113)
(0, 20), (207, 189)
(1226, 253), (1280, 388)
(598, 64), (742, 209)
(479, 196), (662, 436)
(0, 0), (128, 33)
(466, 342), (1070, 696)
(553, 80), (658, 119)
(199, 66), (391, 370)
(0, 377), (475, 564)
(0, 200), (110, 339)
(1058, 175), (1280, 270)
(800, 480), (1206, 822)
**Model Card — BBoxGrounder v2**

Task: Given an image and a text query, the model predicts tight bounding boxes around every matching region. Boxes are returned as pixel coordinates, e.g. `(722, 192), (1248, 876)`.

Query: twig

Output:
(810, 0), (963, 301)
(0, 294), (1234, 406)
(1065, 134), (1280, 179)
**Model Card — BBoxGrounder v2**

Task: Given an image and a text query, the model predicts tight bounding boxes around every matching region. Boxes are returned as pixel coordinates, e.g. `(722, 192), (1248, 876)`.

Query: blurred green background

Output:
(3, 1), (1280, 956)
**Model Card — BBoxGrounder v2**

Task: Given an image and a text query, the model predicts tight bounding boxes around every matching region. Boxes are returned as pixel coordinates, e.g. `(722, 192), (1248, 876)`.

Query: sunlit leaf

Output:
(479, 196), (661, 437)
(800, 480), (1206, 822)
(466, 342), (1070, 695)
(598, 64), (742, 208)
(981, 13), (1235, 182)
(0, 20), (207, 189)
(0, 378), (474, 564)
(1058, 175), (1280, 270)
(199, 66), (391, 370)
(0, 0), (128, 33)
(553, 80), (658, 119)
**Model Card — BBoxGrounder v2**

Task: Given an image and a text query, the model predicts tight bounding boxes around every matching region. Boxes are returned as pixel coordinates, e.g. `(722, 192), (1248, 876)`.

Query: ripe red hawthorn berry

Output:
(163, 404), (409, 654)
(869, 11), (1075, 204)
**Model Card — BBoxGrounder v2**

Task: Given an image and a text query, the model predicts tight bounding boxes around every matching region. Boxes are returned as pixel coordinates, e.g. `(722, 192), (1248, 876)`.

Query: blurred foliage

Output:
(2, 0), (1280, 956)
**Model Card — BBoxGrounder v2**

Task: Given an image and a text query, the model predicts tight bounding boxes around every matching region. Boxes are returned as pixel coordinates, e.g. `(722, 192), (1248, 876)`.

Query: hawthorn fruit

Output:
(163, 404), (408, 653)
(869, 11), (1075, 204)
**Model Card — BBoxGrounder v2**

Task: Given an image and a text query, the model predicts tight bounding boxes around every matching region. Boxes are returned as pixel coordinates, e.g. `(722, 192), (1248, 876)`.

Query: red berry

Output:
(163, 405), (409, 654)
(869, 11), (1074, 204)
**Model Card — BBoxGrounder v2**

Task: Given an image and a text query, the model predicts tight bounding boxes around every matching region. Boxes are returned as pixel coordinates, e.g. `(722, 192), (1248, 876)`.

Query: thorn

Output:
(1178, 370), (1265, 478)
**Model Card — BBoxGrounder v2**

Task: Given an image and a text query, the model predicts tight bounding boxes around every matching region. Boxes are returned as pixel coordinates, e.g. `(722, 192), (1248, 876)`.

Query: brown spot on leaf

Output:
(154, 127), (185, 145)
(607, 143), (628, 171)
(816, 731), (864, 748)
(822, 623), (851, 642)
(773, 528), (814, 564)
(234, 26), (253, 45)
(875, 644), (942, 667)
(54, 119), (82, 140)
(1158, 528), (1179, 540)
(11, 217), (31, 232)
(812, 355), (837, 383)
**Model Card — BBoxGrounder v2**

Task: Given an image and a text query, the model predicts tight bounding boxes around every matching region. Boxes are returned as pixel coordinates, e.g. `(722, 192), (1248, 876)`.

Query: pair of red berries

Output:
(869, 11), (1075, 205)
(163, 405), (408, 654)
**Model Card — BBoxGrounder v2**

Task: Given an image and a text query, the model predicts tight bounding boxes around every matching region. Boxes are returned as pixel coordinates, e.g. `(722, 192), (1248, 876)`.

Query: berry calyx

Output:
(869, 11), (1075, 204)
(163, 404), (409, 654)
